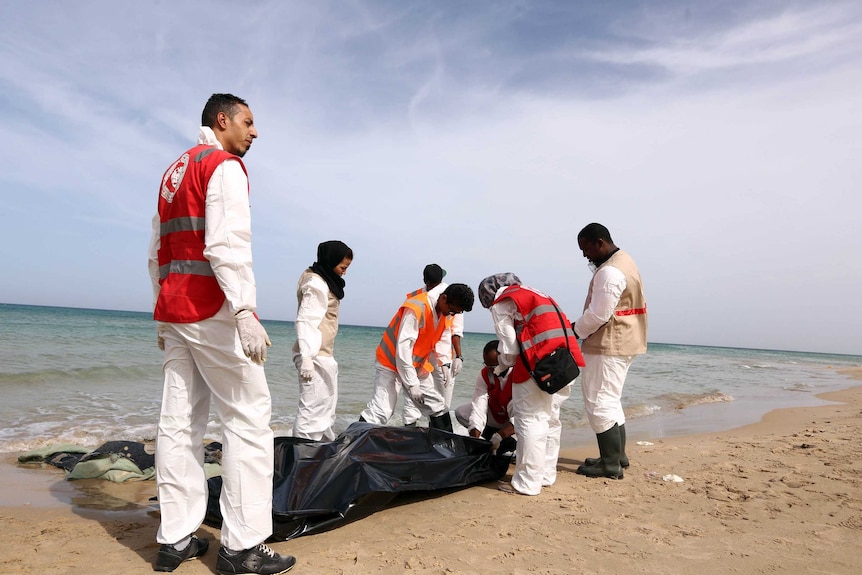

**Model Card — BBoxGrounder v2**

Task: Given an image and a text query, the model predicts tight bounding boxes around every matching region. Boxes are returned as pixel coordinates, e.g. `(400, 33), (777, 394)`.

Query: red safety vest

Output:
(492, 285), (585, 384)
(482, 367), (513, 425)
(154, 144), (248, 323)
(376, 291), (447, 373)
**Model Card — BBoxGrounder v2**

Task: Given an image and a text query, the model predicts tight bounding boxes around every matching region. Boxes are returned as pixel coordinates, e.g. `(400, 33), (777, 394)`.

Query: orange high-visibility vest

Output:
(376, 291), (447, 373)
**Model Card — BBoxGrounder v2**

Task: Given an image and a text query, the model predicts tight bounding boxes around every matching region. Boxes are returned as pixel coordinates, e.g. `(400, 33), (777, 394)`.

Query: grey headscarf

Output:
(477, 273), (522, 309)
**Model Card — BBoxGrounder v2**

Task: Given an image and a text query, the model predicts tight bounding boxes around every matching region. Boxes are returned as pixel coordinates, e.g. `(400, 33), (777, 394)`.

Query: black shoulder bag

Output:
(517, 301), (581, 394)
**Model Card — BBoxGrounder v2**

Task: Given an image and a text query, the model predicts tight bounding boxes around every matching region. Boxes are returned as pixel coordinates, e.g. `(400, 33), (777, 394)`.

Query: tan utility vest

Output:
(580, 250), (648, 356)
(292, 269), (340, 357)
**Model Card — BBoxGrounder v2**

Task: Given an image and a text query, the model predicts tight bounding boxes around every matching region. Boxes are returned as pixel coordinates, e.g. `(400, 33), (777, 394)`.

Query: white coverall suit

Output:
(360, 290), (449, 424)
(454, 368), (511, 436)
(292, 271), (339, 441)
(491, 286), (570, 496)
(402, 282), (464, 425)
(148, 127), (274, 551)
(573, 264), (630, 434)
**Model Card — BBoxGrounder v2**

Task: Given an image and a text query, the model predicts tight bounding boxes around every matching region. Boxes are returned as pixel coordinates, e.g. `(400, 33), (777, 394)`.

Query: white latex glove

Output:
(438, 364), (452, 388)
(235, 310), (271, 364)
(156, 322), (167, 351)
(404, 383), (424, 404)
(451, 356), (463, 378)
(299, 357), (315, 381)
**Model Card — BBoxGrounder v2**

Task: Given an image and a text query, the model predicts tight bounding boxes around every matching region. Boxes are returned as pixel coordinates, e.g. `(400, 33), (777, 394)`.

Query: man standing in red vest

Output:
(573, 223), (648, 480)
(148, 94), (296, 574)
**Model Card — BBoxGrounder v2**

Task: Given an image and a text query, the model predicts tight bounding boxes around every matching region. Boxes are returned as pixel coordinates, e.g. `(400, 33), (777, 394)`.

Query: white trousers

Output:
(291, 354), (338, 441)
(510, 379), (570, 495)
(402, 365), (453, 425)
(453, 403), (505, 433)
(453, 403), (472, 429)
(156, 304), (274, 551)
(361, 362), (446, 424)
(580, 353), (633, 433)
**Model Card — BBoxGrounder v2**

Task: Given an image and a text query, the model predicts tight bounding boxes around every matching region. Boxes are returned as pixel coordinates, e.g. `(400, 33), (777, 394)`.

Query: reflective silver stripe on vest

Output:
(523, 304), (557, 323)
(405, 297), (427, 330)
(378, 315), (401, 368)
(379, 299), (428, 368)
(195, 147), (219, 162)
(520, 326), (571, 352)
(160, 216), (205, 236)
(158, 260), (215, 280)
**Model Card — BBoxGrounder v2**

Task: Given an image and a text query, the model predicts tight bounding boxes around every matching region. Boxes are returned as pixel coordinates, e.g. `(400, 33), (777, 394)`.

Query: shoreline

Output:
(2, 370), (861, 573)
(3, 367), (860, 509)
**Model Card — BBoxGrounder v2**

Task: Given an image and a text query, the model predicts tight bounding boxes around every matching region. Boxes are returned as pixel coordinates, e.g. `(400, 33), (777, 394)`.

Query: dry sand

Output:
(2, 368), (861, 574)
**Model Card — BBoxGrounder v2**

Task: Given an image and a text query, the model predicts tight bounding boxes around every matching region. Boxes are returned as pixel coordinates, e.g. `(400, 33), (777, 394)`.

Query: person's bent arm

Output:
(574, 266), (626, 339)
(491, 299), (519, 372)
(395, 311), (422, 390)
(468, 373), (490, 434)
(204, 160), (257, 315)
(148, 214), (162, 309)
(295, 274), (327, 358)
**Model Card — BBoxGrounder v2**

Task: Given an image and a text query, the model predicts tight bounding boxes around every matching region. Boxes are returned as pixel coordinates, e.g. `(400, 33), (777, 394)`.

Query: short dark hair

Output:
(442, 283), (474, 312)
(201, 93), (248, 128)
(578, 222), (613, 243)
(423, 263), (446, 286)
(483, 339), (500, 355)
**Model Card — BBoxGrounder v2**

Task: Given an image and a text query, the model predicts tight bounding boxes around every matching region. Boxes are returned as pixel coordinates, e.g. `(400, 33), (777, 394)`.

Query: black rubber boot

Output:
(577, 424), (624, 479)
(428, 412), (453, 432)
(583, 423), (629, 468)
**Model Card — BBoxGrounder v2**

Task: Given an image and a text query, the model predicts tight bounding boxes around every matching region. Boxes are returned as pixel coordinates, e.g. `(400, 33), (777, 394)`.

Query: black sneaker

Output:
(216, 543), (296, 574)
(154, 535), (209, 572)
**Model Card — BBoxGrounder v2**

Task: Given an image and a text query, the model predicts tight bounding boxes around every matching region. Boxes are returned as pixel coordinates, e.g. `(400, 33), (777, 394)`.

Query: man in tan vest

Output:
(572, 223), (647, 480)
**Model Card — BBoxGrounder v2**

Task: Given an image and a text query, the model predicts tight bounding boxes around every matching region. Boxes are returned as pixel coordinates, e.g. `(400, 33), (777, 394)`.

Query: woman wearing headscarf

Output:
(478, 273), (584, 496)
(291, 240), (353, 441)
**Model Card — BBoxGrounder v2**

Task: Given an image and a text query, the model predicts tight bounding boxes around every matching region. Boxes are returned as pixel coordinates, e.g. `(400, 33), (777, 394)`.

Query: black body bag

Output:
(518, 300), (580, 394)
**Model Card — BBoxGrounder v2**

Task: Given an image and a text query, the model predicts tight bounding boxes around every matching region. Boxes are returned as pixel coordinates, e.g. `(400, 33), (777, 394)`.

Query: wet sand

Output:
(2, 368), (861, 574)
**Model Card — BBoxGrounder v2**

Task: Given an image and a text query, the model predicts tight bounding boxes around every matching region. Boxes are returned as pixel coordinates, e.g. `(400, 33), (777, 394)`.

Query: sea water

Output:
(1, 303), (860, 453)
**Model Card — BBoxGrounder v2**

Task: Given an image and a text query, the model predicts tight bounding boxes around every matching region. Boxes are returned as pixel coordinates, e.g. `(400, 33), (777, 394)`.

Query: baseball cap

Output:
(423, 263), (447, 285)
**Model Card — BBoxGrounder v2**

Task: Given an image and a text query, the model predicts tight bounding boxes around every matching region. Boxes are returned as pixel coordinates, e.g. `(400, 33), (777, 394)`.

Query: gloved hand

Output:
(404, 383), (424, 404)
(493, 364), (508, 377)
(451, 356), (463, 377)
(439, 364), (452, 388)
(498, 435), (517, 456)
(299, 357), (315, 381)
(156, 322), (167, 351)
(235, 310), (271, 364)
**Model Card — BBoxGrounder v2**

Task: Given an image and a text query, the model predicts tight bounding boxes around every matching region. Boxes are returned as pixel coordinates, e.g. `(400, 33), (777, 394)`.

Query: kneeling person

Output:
(454, 339), (516, 456)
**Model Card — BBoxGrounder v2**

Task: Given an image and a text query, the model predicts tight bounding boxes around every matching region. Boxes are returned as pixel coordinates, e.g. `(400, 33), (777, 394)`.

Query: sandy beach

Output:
(2, 368), (860, 575)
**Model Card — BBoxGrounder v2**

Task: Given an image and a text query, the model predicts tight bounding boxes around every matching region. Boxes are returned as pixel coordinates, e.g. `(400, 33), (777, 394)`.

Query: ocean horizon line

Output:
(2, 301), (860, 360)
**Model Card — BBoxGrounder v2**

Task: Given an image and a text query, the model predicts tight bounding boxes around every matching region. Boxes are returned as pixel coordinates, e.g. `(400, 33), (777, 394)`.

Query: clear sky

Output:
(1, 1), (860, 355)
